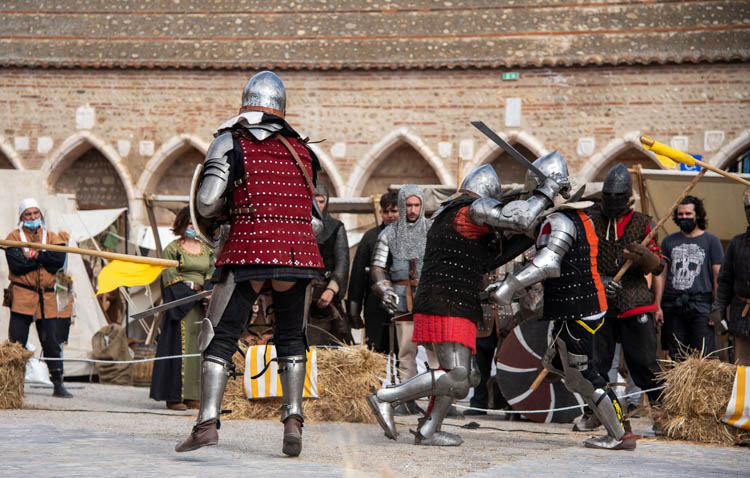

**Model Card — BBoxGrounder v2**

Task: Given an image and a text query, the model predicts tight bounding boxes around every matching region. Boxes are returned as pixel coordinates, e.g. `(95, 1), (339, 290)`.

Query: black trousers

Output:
(205, 280), (310, 363)
(662, 305), (716, 360)
(553, 318), (608, 390)
(593, 311), (663, 403)
(469, 330), (497, 409)
(8, 312), (71, 374)
(363, 292), (393, 354)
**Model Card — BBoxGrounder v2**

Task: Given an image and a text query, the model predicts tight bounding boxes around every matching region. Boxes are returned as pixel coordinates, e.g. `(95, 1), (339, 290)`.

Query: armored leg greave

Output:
(196, 355), (232, 424)
(278, 355), (307, 422)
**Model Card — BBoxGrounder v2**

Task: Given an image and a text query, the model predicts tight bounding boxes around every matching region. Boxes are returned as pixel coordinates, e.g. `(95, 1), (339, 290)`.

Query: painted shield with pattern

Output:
(495, 317), (582, 423)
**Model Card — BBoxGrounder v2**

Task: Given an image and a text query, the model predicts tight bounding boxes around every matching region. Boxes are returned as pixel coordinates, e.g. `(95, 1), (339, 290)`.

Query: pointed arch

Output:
(308, 143), (345, 198)
(469, 131), (549, 172)
(347, 127), (451, 197)
(0, 137), (24, 170)
(709, 130), (750, 170)
(42, 131), (135, 210)
(135, 134), (209, 198)
(579, 132), (667, 183)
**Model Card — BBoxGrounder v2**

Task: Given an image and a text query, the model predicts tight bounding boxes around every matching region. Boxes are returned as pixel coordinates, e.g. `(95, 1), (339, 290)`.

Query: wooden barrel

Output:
(132, 343), (157, 387)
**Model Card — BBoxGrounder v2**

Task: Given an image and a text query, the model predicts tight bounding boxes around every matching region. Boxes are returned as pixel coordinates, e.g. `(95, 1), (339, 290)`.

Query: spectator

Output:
(150, 207), (215, 410)
(307, 184), (351, 345)
(713, 188), (750, 365)
(346, 191), (398, 353)
(654, 195), (723, 360)
(4, 198), (73, 398)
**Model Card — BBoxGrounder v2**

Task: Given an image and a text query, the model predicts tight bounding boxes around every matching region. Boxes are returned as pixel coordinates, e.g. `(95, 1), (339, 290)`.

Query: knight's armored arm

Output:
(487, 212), (576, 305)
(469, 194), (552, 235)
(370, 230), (398, 314)
(197, 132), (234, 218)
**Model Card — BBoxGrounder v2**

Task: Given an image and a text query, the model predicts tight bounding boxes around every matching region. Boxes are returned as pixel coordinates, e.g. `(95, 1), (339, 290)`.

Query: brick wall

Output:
(1, 63), (748, 225)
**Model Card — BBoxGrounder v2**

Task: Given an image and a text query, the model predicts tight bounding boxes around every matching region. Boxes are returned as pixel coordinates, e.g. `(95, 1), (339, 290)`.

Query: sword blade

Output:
(471, 120), (547, 182)
(130, 289), (211, 320)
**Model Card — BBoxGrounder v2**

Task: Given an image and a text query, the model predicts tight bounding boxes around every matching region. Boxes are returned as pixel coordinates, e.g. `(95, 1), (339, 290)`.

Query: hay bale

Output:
(652, 354), (750, 445)
(223, 345), (387, 423)
(0, 341), (33, 409)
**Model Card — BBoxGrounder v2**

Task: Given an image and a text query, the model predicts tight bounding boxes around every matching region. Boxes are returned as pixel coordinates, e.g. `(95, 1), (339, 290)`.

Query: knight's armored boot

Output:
(175, 355), (231, 452)
(412, 395), (463, 446)
(50, 369), (73, 398)
(367, 369), (444, 440)
(583, 388), (636, 451)
(279, 355), (306, 457)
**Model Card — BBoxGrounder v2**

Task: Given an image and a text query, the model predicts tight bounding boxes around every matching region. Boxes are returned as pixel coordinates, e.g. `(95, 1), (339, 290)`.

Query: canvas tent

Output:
(0, 170), (125, 376)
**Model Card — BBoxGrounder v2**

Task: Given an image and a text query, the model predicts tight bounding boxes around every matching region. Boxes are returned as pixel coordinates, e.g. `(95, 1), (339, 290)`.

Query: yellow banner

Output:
(96, 259), (166, 295)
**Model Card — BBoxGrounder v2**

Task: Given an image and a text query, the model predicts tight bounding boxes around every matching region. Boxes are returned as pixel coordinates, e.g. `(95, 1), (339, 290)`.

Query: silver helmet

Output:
(460, 164), (503, 201)
(523, 151), (569, 196)
(240, 71), (286, 118)
(601, 163), (633, 217)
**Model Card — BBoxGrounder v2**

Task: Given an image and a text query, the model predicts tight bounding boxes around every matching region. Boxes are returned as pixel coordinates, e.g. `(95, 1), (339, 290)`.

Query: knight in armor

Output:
(369, 184), (437, 414)
(176, 71), (324, 457)
(307, 183), (351, 345)
(367, 156), (569, 446)
(574, 163), (665, 431)
(487, 166), (637, 450)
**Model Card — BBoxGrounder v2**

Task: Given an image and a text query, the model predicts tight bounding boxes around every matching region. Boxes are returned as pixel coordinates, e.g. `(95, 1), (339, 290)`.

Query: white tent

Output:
(0, 170), (124, 376)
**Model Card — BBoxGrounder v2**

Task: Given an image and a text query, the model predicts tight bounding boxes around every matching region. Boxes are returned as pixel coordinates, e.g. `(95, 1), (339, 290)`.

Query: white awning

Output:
(60, 208), (127, 242)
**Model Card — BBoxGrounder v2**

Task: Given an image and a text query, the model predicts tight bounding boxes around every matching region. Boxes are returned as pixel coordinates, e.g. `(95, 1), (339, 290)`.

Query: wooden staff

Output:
(530, 168), (709, 392)
(0, 239), (178, 268)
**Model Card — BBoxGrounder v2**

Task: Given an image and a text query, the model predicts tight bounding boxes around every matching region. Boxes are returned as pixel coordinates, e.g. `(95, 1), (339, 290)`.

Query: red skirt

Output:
(412, 313), (477, 354)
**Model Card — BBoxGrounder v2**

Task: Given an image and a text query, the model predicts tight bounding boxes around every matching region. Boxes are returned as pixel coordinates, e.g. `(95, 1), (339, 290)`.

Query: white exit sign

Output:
(502, 72), (519, 81)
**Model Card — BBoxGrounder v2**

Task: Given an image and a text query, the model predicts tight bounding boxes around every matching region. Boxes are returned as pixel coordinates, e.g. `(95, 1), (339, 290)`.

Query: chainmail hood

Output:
(386, 184), (432, 262)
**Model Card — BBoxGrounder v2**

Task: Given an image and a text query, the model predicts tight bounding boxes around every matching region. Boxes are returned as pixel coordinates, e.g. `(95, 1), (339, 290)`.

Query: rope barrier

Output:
(38, 354), (201, 365)
(453, 385), (666, 415)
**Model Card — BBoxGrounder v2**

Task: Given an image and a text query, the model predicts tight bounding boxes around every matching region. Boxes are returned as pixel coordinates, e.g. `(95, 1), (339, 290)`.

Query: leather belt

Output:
(393, 280), (419, 287)
(738, 295), (750, 318)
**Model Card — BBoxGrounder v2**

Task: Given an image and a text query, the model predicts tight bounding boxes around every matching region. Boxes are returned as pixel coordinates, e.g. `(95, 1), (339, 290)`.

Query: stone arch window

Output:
(361, 142), (441, 198)
(484, 142), (538, 185)
(0, 150), (14, 169)
(52, 147), (129, 210)
(713, 130), (750, 174)
(591, 147), (663, 181)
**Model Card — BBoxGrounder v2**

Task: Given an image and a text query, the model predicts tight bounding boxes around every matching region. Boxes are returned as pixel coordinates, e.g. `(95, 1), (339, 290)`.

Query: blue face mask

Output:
(23, 218), (41, 230)
(185, 227), (197, 239)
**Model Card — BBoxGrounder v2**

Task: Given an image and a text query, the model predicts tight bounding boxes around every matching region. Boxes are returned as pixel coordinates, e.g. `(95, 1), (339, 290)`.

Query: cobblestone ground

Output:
(0, 383), (747, 477)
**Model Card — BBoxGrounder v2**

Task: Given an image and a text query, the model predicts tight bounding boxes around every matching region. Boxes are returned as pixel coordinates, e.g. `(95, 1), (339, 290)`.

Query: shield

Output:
(495, 317), (583, 423)
(189, 163), (217, 247)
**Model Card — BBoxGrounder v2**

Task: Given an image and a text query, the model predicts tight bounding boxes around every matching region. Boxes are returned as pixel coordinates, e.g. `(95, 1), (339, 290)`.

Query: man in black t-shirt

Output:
(655, 195), (724, 360)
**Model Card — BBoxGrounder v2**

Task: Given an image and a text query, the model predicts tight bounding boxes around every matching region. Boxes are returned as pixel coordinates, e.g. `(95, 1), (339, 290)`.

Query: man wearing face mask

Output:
(4, 198), (72, 398)
(713, 188), (750, 365)
(573, 163), (665, 431)
(654, 195), (724, 360)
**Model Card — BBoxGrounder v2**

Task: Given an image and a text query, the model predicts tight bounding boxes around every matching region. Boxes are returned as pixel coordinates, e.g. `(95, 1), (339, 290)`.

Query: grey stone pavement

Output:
(1, 383), (748, 478)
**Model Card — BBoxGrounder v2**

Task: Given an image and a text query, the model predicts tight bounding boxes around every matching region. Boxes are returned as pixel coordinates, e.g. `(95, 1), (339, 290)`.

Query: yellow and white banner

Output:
(721, 365), (750, 430)
(243, 345), (318, 399)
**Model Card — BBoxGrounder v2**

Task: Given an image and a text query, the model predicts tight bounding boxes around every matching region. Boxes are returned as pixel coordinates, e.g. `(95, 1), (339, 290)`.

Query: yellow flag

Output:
(96, 259), (167, 295)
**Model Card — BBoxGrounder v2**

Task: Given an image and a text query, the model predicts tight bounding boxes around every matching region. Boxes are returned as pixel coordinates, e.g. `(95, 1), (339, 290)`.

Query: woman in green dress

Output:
(150, 207), (214, 410)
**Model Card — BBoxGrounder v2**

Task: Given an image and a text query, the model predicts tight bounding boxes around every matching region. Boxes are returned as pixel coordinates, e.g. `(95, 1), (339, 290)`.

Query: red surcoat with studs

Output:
(215, 134), (324, 270)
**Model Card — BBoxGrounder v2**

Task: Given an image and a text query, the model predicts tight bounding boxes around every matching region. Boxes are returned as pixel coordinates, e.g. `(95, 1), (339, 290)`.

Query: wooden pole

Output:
(144, 195), (163, 256)
(641, 135), (750, 188)
(0, 239), (178, 268)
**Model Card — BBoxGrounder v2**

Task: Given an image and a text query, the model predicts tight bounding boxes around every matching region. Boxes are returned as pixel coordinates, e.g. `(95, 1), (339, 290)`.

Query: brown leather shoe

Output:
(183, 400), (200, 409)
(167, 401), (187, 411)
(282, 416), (303, 457)
(174, 418), (219, 452)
